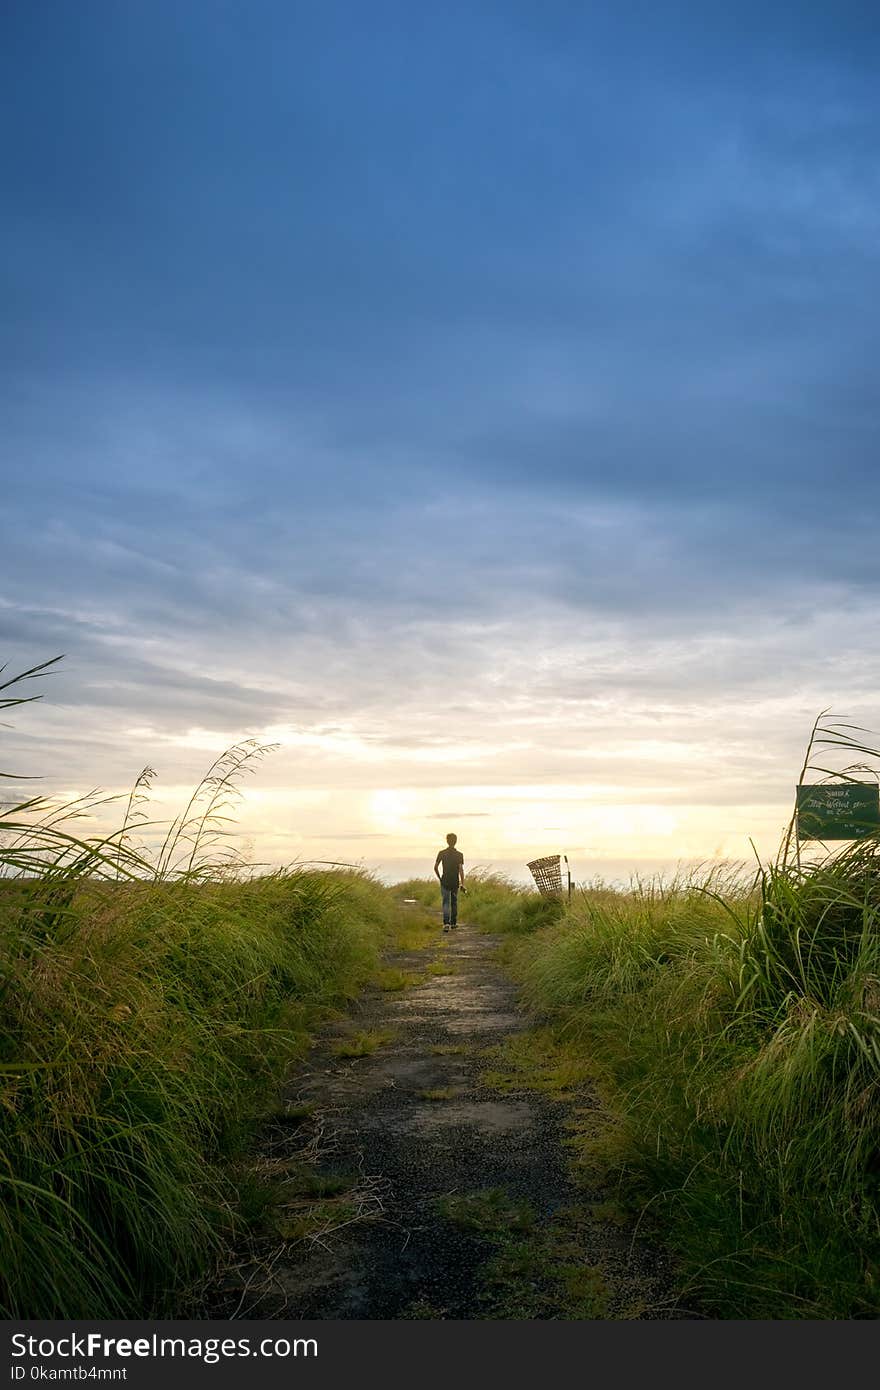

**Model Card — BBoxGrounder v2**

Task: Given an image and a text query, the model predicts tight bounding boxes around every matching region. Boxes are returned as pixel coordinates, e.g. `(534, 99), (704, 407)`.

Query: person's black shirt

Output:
(437, 847), (463, 889)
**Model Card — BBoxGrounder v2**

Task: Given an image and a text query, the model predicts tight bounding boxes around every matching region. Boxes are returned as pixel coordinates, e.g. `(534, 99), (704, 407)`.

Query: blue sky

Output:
(3, 2), (879, 880)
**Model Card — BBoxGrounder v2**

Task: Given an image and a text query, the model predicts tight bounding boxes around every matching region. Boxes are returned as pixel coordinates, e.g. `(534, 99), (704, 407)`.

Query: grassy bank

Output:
(0, 661), (408, 1318)
(453, 859), (879, 1318)
(395, 871), (565, 934)
(1, 866), (403, 1318)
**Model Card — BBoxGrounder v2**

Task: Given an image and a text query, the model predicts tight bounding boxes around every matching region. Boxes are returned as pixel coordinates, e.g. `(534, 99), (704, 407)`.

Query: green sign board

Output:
(796, 783), (880, 841)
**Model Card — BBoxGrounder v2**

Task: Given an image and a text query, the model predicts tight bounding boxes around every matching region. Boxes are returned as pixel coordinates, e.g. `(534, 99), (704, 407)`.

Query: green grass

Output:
(393, 879), (441, 911)
(331, 1030), (395, 1058)
(0, 660), (407, 1318)
(480, 1209), (611, 1319)
(432, 1189), (610, 1318)
(283, 1167), (356, 1199)
(373, 966), (422, 991)
(501, 855), (880, 1318)
(435, 1187), (535, 1234)
(387, 891), (438, 950)
(481, 1027), (596, 1101)
(8, 661), (879, 1320)
(0, 866), (401, 1318)
(411, 751), (880, 1319)
(424, 959), (460, 976)
(276, 1198), (361, 1243)
(394, 872), (566, 935)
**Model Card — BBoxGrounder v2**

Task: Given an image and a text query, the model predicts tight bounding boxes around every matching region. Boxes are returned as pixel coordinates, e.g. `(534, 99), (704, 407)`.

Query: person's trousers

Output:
(441, 885), (458, 925)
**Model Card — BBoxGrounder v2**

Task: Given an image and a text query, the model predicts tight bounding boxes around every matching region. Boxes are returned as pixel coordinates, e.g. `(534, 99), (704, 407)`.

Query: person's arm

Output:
(434, 852), (442, 881)
(459, 856), (466, 889)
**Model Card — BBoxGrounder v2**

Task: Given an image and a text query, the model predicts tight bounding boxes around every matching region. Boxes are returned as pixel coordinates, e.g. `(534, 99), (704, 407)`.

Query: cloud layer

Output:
(3, 2), (879, 880)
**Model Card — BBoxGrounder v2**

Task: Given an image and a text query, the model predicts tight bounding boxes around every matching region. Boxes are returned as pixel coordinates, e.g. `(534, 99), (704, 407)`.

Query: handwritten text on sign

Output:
(796, 783), (880, 841)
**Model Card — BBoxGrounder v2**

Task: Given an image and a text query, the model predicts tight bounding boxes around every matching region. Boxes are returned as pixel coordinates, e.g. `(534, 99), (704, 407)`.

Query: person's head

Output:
(446, 833), (457, 846)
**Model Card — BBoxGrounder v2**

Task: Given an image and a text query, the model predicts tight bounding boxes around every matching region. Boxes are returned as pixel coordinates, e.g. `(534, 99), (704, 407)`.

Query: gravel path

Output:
(207, 917), (684, 1320)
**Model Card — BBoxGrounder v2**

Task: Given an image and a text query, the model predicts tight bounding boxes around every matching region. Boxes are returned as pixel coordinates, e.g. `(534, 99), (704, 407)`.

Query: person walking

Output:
(434, 832), (465, 931)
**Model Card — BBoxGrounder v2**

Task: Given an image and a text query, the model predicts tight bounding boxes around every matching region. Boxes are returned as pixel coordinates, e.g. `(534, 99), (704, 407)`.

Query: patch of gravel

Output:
(204, 921), (686, 1320)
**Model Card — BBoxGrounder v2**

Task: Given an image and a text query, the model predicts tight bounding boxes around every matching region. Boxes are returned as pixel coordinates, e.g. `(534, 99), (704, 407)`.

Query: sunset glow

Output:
(3, 4), (879, 884)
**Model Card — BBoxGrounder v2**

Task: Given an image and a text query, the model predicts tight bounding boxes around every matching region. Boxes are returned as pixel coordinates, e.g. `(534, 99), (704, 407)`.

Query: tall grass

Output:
(496, 725), (880, 1316)
(394, 869), (566, 934)
(0, 661), (399, 1317)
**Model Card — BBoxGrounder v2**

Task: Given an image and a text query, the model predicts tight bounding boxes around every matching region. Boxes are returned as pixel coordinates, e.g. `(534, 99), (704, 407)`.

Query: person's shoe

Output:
(442, 924), (450, 932)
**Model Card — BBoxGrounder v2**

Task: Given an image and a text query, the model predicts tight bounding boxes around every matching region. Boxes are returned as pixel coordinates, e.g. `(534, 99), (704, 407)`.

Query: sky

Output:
(2, 1), (880, 884)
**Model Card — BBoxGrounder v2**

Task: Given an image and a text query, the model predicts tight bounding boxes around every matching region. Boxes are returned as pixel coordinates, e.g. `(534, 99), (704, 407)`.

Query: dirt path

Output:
(206, 917), (683, 1320)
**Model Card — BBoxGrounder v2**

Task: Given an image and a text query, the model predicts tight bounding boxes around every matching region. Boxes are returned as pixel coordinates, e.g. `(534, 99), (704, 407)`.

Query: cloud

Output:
(3, 1), (880, 875)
